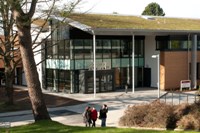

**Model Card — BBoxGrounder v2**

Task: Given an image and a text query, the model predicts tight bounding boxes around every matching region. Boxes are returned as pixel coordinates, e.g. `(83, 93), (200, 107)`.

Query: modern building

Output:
(42, 13), (200, 94)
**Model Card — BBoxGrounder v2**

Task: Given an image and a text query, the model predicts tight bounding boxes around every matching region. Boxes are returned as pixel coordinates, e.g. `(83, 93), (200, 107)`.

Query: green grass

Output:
(68, 13), (200, 31)
(0, 120), (199, 133)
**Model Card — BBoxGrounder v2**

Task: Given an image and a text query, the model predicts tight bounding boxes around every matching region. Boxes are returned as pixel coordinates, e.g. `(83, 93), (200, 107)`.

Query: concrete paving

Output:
(0, 87), (197, 128)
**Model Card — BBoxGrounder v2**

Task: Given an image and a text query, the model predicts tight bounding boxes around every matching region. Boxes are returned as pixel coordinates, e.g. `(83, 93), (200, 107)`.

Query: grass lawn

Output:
(0, 120), (198, 133)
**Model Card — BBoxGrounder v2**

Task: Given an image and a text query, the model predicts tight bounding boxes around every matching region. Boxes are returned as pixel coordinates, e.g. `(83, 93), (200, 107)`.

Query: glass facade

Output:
(45, 33), (145, 93)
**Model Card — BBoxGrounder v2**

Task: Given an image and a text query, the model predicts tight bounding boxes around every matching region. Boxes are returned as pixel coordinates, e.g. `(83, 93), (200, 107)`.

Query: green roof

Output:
(68, 13), (200, 31)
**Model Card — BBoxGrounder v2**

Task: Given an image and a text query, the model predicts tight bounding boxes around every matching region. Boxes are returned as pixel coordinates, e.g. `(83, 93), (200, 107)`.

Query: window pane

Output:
(73, 40), (84, 59)
(96, 40), (102, 58)
(112, 40), (121, 58)
(103, 40), (111, 58)
(121, 40), (130, 58)
(64, 40), (70, 59)
(170, 40), (188, 50)
(58, 40), (65, 59)
(135, 40), (144, 57)
(84, 40), (92, 59)
(46, 69), (53, 87)
(46, 41), (53, 59)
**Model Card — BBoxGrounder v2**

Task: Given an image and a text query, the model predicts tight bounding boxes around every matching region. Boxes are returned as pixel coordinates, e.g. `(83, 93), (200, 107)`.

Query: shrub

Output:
(177, 113), (200, 130)
(173, 103), (191, 120)
(190, 100), (200, 112)
(119, 100), (175, 128)
(119, 100), (200, 131)
(119, 103), (150, 127)
(143, 101), (175, 128)
(176, 103), (200, 131)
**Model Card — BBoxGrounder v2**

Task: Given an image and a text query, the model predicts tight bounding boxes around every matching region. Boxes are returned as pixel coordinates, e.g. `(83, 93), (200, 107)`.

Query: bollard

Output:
(125, 84), (128, 93)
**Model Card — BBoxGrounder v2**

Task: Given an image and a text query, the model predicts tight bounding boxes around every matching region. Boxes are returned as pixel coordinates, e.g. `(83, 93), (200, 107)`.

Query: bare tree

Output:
(8, 0), (82, 121)
(0, 1), (22, 105)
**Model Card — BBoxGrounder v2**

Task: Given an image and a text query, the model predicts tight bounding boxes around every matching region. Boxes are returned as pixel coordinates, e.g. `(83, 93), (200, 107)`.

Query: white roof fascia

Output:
(91, 28), (200, 36)
(68, 21), (92, 33)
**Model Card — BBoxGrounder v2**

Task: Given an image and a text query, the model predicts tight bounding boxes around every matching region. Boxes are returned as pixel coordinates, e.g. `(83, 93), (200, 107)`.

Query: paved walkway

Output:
(0, 87), (197, 128)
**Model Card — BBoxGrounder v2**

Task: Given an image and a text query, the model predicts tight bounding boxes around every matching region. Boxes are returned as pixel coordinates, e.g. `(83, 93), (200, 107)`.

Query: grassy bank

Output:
(0, 120), (199, 133)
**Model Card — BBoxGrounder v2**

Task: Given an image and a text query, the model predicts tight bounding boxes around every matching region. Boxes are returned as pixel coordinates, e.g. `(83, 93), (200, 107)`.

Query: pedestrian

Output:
(91, 107), (98, 127)
(99, 104), (108, 127)
(82, 106), (92, 127)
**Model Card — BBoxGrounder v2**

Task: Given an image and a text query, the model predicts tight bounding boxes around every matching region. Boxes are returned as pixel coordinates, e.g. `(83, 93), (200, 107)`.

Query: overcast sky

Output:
(75, 0), (200, 18)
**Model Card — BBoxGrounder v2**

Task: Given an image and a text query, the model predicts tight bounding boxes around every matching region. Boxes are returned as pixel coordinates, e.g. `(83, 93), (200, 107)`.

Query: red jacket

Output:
(91, 109), (98, 120)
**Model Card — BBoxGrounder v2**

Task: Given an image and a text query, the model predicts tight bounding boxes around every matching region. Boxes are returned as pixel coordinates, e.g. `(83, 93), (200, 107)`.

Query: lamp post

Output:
(152, 54), (160, 98)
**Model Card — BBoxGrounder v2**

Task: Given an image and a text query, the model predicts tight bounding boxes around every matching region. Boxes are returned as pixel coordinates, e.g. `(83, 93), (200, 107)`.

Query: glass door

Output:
(84, 70), (114, 93)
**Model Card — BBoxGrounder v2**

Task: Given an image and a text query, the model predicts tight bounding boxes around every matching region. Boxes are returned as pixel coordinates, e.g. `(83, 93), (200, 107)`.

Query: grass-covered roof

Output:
(68, 13), (200, 31)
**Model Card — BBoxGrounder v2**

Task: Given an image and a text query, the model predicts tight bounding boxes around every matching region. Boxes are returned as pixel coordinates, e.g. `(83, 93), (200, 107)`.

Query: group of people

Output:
(82, 104), (108, 127)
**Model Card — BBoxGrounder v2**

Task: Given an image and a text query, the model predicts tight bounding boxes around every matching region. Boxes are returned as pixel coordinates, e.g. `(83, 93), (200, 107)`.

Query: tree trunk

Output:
(4, 68), (14, 105)
(18, 26), (51, 121)
(10, 0), (50, 121)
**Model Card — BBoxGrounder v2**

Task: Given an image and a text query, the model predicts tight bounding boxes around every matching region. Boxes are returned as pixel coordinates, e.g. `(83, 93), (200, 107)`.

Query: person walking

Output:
(99, 104), (108, 127)
(91, 107), (98, 127)
(82, 106), (92, 127)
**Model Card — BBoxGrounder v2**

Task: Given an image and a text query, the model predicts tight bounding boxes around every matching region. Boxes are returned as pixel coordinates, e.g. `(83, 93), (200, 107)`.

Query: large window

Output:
(135, 40), (144, 57)
(121, 40), (130, 58)
(96, 40), (103, 59)
(46, 41), (53, 59)
(46, 40), (70, 59)
(68, 37), (144, 69)
(84, 40), (92, 59)
(103, 40), (111, 58)
(112, 40), (121, 58)
(46, 69), (53, 88)
(58, 70), (71, 92)
(58, 40), (70, 59)
(156, 35), (192, 51)
(169, 40), (188, 50)
(73, 40), (84, 59)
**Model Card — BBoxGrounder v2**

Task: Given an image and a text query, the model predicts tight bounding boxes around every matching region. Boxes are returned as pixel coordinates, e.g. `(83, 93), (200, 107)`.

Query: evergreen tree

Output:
(142, 2), (165, 16)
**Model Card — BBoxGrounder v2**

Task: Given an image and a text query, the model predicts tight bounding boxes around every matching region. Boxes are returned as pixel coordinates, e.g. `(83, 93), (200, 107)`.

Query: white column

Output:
(70, 40), (73, 93)
(157, 54), (160, 98)
(93, 34), (96, 98)
(132, 34), (135, 93)
(191, 34), (197, 89)
(152, 54), (160, 98)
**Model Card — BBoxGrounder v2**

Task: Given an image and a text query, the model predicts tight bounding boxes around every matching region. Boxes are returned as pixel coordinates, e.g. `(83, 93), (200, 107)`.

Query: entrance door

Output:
(143, 68), (151, 87)
(84, 70), (114, 93)
(114, 67), (131, 89)
(134, 67), (151, 87)
(135, 67), (143, 87)
(99, 74), (113, 92)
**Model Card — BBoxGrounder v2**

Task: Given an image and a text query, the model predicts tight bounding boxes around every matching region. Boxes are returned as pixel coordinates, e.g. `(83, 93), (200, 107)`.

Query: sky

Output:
(75, 0), (200, 19)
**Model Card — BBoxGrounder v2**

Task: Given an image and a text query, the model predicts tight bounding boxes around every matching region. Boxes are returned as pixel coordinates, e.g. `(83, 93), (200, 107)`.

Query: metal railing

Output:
(159, 91), (199, 105)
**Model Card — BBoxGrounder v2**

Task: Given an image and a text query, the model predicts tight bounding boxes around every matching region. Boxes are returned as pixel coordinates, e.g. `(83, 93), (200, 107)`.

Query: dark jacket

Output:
(99, 108), (108, 119)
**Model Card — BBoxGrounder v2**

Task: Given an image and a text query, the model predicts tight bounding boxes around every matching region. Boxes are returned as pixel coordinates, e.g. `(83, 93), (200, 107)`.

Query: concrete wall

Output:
(144, 35), (159, 88)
